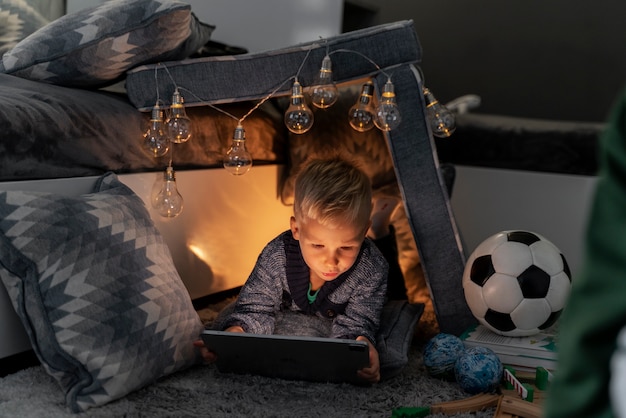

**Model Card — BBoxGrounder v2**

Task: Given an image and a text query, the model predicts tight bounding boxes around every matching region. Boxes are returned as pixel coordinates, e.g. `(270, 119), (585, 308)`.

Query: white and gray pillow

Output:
(0, 172), (204, 412)
(0, 0), (50, 55)
(0, 0), (214, 87)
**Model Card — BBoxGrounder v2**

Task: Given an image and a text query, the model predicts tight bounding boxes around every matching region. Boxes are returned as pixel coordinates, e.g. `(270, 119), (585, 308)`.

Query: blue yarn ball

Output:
(423, 333), (466, 381)
(454, 346), (503, 394)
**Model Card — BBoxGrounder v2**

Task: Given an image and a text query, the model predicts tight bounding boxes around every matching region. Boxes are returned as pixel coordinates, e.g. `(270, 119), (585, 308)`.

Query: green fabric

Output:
(544, 87), (626, 418)
(307, 283), (320, 304)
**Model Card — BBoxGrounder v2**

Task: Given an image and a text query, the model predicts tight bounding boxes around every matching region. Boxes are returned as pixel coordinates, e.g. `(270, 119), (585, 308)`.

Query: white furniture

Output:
(451, 165), (597, 275)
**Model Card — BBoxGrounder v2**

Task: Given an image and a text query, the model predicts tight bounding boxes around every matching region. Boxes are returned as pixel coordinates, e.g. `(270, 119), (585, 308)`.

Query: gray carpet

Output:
(0, 344), (496, 418)
(0, 301), (496, 417)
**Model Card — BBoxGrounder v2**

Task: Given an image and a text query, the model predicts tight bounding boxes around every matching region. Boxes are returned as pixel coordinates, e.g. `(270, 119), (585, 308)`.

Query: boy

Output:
(196, 157), (390, 383)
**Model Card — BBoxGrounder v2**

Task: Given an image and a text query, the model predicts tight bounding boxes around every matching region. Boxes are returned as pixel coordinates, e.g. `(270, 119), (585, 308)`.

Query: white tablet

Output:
(201, 330), (370, 384)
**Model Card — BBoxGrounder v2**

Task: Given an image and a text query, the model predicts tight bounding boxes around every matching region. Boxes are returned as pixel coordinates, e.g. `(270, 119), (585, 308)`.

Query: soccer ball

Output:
(462, 230), (572, 337)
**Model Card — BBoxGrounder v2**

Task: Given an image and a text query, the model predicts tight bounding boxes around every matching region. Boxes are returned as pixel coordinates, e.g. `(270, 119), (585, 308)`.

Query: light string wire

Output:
(151, 44), (396, 129)
(153, 64), (175, 167)
(147, 43), (404, 216)
(327, 48), (391, 80)
(149, 44), (402, 176)
(153, 65), (161, 105)
(153, 47), (316, 127)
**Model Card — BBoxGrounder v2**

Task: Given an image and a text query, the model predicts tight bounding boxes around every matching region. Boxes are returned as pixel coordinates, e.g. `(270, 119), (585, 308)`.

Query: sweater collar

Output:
(283, 230), (359, 312)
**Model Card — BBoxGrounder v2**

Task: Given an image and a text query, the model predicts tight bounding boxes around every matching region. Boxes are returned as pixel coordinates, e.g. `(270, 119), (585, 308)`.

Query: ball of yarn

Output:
(423, 333), (466, 381)
(454, 346), (503, 394)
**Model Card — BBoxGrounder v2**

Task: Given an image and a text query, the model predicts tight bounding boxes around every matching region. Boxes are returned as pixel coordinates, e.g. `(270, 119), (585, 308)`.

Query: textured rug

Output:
(0, 345), (496, 418)
(0, 300), (495, 418)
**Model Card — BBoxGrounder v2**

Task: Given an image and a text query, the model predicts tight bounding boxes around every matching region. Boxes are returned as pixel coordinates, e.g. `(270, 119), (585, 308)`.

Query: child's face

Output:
(290, 215), (368, 286)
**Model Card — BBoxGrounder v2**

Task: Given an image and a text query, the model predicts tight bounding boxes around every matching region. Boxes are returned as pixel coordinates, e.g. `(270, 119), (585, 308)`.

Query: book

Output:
(460, 324), (558, 371)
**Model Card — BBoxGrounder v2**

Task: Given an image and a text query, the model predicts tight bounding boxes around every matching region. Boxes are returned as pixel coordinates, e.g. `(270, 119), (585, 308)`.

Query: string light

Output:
(374, 78), (402, 131)
(166, 89), (192, 143)
(310, 54), (338, 109)
(423, 87), (456, 138)
(284, 79), (315, 134)
(151, 165), (184, 218)
(223, 123), (253, 175)
(144, 44), (438, 211)
(143, 103), (170, 157)
(348, 81), (376, 132)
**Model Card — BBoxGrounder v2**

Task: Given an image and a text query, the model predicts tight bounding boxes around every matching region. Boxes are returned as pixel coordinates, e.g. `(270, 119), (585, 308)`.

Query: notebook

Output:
(201, 330), (370, 384)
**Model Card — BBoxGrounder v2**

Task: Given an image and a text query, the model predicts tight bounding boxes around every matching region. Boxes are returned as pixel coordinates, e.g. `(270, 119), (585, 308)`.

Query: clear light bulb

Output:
(284, 80), (314, 134)
(348, 81), (376, 132)
(152, 166), (184, 218)
(166, 89), (192, 143)
(423, 87), (456, 138)
(223, 124), (253, 175)
(310, 55), (338, 109)
(143, 104), (170, 157)
(374, 78), (402, 131)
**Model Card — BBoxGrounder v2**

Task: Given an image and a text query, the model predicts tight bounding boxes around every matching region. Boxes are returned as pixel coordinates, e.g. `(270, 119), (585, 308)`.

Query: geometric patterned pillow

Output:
(0, 172), (204, 413)
(0, 0), (214, 87)
(0, 0), (50, 56)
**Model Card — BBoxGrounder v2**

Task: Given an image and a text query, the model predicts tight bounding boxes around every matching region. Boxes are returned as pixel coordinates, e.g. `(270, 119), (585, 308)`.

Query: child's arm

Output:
(221, 239), (287, 334)
(331, 242), (389, 343)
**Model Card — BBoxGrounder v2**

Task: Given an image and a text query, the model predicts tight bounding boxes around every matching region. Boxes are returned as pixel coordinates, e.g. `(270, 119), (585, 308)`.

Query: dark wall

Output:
(345, 0), (626, 123)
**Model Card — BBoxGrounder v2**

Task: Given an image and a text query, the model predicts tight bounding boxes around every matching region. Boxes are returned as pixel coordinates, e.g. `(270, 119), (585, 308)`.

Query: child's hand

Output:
(356, 336), (380, 383)
(193, 326), (245, 364)
(193, 339), (217, 364)
(225, 325), (245, 333)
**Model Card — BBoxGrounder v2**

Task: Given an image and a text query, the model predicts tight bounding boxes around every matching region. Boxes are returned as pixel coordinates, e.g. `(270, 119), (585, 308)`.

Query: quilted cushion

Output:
(0, 0), (214, 86)
(0, 172), (203, 412)
(0, 73), (287, 183)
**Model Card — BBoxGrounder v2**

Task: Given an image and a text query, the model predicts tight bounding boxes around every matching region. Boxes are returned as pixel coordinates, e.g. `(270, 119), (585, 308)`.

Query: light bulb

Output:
(152, 166), (184, 218)
(143, 104), (170, 157)
(166, 89), (192, 143)
(223, 124), (253, 175)
(423, 87), (456, 138)
(348, 81), (376, 132)
(374, 79), (402, 131)
(284, 80), (314, 134)
(310, 55), (338, 109)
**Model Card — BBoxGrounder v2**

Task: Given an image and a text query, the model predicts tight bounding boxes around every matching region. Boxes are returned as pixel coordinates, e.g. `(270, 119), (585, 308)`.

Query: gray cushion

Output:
(0, 172), (203, 413)
(0, 73), (152, 182)
(376, 299), (424, 379)
(125, 21), (423, 110)
(0, 0), (214, 87)
(0, 73), (287, 183)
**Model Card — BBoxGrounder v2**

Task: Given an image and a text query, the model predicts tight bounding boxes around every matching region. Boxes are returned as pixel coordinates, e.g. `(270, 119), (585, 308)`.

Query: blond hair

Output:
(293, 157), (372, 230)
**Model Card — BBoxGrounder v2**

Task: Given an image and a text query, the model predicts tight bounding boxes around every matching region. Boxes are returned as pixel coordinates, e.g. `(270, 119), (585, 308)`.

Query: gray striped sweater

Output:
(222, 230), (388, 344)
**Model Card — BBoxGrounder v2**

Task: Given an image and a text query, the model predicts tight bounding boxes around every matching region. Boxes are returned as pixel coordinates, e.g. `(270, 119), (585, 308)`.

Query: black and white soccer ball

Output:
(462, 230), (572, 337)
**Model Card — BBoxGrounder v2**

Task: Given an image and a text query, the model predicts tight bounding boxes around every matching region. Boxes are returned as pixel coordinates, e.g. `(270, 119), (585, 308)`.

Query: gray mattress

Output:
(0, 73), (286, 182)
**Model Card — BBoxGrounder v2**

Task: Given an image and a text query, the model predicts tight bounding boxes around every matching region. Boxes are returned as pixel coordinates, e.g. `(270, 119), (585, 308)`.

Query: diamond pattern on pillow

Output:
(0, 0), (214, 86)
(0, 0), (49, 55)
(0, 172), (203, 413)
